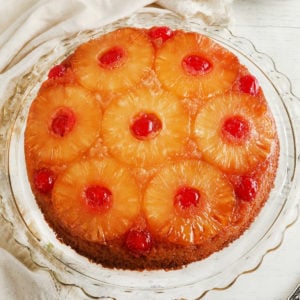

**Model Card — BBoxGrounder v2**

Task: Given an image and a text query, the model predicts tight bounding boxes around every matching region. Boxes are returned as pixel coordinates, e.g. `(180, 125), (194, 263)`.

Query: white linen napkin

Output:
(0, 249), (57, 299)
(0, 0), (234, 298)
(158, 0), (233, 25)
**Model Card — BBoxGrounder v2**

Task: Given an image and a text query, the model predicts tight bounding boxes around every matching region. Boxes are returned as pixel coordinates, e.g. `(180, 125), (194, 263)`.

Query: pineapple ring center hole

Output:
(98, 46), (126, 69)
(83, 185), (113, 213)
(182, 54), (212, 76)
(50, 107), (76, 137)
(221, 115), (250, 143)
(130, 112), (162, 140)
(174, 186), (201, 212)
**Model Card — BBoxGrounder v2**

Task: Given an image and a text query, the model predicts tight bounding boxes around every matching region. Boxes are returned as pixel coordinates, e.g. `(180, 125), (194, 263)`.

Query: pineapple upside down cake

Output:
(24, 26), (279, 270)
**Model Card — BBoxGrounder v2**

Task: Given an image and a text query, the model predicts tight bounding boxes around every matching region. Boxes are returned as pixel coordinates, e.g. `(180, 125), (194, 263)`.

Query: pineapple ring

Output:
(25, 84), (101, 164)
(102, 88), (189, 167)
(52, 158), (140, 243)
(155, 31), (239, 98)
(71, 28), (154, 92)
(194, 92), (276, 173)
(143, 160), (235, 245)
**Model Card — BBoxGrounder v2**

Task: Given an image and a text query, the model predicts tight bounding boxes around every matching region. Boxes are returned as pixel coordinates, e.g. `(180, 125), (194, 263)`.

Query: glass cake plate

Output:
(1, 8), (300, 299)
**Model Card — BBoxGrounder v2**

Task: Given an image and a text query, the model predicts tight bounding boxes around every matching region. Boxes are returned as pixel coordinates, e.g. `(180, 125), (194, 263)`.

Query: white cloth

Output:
(0, 249), (57, 299)
(157, 0), (233, 25)
(0, 0), (233, 298)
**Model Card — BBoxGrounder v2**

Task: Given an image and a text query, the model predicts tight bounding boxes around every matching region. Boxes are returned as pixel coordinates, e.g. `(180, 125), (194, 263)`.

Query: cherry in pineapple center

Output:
(98, 46), (126, 69)
(174, 186), (201, 213)
(222, 115), (250, 143)
(130, 112), (162, 140)
(84, 185), (113, 213)
(182, 54), (212, 76)
(50, 107), (76, 137)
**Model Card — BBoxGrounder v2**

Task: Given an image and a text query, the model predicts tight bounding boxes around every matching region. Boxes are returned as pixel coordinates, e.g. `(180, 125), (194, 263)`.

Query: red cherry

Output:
(182, 55), (212, 76)
(84, 185), (112, 212)
(130, 113), (162, 140)
(235, 176), (258, 202)
(48, 64), (67, 79)
(50, 108), (76, 137)
(98, 47), (125, 69)
(174, 186), (200, 209)
(222, 116), (250, 141)
(125, 229), (152, 255)
(149, 26), (174, 43)
(239, 75), (259, 95)
(34, 168), (55, 193)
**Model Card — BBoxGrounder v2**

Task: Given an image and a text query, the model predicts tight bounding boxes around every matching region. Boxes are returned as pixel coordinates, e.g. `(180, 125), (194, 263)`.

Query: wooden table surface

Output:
(205, 1), (300, 299)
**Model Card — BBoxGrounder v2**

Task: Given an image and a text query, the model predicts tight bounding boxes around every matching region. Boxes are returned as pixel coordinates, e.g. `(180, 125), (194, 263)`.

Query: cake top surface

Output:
(24, 26), (279, 270)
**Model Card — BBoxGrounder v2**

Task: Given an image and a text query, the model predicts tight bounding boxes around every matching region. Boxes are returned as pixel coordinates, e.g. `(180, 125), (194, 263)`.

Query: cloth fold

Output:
(0, 249), (57, 299)
(0, 0), (233, 298)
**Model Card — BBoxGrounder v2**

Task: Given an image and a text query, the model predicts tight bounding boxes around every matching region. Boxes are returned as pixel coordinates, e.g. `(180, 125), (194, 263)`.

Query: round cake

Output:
(24, 26), (279, 270)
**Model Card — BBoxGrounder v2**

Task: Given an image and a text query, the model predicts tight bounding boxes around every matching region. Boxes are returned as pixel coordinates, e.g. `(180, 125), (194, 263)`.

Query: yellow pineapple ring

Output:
(71, 28), (154, 92)
(194, 92), (276, 173)
(52, 158), (140, 243)
(143, 160), (235, 245)
(102, 88), (189, 167)
(155, 31), (239, 98)
(25, 85), (101, 164)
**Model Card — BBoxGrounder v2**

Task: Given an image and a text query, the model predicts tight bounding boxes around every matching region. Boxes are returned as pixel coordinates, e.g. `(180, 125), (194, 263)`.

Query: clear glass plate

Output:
(1, 8), (300, 299)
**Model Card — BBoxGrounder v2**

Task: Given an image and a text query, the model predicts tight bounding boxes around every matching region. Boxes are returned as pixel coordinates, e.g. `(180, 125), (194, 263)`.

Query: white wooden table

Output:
(205, 1), (300, 299)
